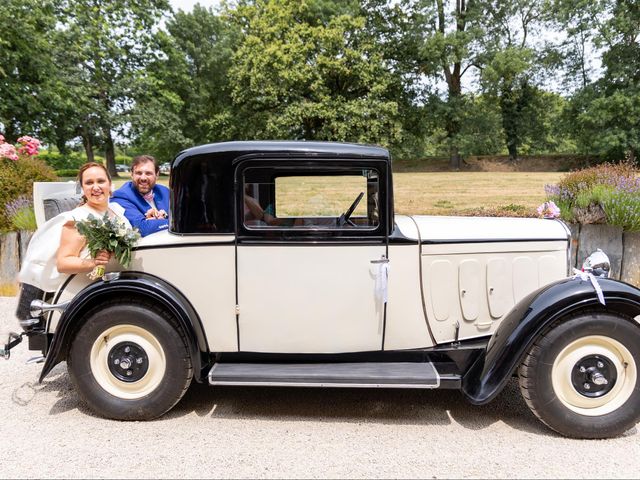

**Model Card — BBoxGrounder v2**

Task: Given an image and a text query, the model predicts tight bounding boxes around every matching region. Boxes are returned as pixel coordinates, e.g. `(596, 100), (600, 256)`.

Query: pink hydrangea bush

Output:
(0, 134), (41, 161)
(17, 136), (42, 156)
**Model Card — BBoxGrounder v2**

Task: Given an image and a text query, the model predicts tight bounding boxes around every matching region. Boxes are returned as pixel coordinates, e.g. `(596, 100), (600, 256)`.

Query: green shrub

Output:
(544, 161), (640, 231)
(56, 168), (80, 178)
(0, 157), (57, 231)
(38, 151), (85, 170)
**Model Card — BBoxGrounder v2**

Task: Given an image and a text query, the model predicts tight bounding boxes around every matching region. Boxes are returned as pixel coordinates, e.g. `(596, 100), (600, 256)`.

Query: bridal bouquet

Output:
(75, 214), (141, 280)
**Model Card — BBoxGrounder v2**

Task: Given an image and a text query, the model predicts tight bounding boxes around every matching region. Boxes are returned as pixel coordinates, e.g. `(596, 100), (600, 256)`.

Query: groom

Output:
(111, 155), (170, 237)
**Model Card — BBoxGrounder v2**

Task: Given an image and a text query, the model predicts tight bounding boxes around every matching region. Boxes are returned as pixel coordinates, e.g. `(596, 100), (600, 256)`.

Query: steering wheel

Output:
(338, 192), (365, 227)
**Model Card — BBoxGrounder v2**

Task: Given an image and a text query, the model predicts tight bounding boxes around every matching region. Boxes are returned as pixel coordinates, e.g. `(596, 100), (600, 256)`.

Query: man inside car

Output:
(111, 155), (170, 237)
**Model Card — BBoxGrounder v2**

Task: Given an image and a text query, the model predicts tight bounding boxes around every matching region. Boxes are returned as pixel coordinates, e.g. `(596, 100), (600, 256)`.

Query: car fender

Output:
(462, 276), (640, 405)
(39, 272), (209, 383)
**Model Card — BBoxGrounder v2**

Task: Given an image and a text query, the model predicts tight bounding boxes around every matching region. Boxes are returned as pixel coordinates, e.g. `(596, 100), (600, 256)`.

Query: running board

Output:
(208, 362), (459, 388)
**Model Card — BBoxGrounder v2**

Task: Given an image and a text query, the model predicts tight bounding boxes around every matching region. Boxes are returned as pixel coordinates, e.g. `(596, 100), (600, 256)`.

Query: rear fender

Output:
(462, 277), (640, 404)
(39, 272), (209, 383)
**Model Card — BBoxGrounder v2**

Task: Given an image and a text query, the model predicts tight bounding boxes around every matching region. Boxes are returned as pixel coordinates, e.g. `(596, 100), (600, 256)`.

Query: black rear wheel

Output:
(519, 312), (640, 438)
(68, 299), (193, 420)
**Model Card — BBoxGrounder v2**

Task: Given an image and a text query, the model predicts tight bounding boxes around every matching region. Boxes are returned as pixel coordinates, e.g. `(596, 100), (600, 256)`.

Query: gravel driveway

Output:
(1, 295), (639, 479)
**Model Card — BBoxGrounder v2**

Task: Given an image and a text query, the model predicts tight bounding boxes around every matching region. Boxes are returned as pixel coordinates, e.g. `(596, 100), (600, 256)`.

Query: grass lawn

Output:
(393, 171), (565, 216)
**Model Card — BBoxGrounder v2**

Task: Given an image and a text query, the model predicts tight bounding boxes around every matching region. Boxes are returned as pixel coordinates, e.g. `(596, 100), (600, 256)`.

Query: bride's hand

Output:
(94, 250), (112, 266)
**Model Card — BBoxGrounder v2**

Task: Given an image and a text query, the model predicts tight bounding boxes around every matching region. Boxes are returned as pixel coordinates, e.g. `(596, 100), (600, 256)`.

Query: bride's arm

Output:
(56, 222), (110, 274)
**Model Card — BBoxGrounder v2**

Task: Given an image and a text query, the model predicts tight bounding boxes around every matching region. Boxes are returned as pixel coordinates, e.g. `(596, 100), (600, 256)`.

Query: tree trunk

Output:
(507, 141), (518, 162)
(55, 137), (69, 155)
(449, 145), (462, 170)
(500, 83), (519, 162)
(103, 128), (117, 177)
(81, 128), (95, 163)
(4, 122), (18, 143)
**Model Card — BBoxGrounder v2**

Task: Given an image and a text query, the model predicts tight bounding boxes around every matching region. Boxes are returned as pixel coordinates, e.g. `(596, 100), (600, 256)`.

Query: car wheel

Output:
(68, 299), (193, 420)
(519, 312), (640, 438)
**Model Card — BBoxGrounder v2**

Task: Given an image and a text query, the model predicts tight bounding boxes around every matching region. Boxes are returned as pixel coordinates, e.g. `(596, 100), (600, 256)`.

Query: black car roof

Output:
(174, 140), (390, 164)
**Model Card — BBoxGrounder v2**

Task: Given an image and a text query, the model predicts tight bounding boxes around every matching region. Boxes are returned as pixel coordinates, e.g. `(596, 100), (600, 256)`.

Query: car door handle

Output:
(370, 257), (389, 264)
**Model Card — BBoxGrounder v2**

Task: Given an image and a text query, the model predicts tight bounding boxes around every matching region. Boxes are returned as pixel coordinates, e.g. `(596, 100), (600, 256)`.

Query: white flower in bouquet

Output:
(75, 214), (141, 280)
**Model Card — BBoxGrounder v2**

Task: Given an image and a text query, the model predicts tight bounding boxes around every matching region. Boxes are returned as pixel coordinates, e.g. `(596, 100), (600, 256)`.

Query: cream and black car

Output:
(5, 141), (640, 438)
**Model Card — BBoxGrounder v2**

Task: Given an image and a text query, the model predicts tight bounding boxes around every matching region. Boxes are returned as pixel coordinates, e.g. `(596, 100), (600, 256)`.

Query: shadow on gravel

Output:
(166, 376), (552, 436)
(25, 363), (555, 436)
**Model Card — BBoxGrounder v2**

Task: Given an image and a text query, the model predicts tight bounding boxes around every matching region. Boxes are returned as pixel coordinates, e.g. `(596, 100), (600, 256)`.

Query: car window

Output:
(242, 168), (380, 230)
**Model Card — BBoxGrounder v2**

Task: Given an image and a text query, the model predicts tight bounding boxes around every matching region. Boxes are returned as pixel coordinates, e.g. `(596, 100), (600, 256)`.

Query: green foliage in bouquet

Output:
(75, 214), (140, 279)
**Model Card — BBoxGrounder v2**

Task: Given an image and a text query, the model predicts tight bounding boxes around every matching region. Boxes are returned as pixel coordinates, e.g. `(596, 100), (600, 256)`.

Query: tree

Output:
(0, 0), (60, 142)
(477, 0), (556, 161)
(568, 0), (639, 161)
(401, 0), (488, 168)
(227, 0), (402, 146)
(56, 0), (170, 175)
(130, 5), (239, 160)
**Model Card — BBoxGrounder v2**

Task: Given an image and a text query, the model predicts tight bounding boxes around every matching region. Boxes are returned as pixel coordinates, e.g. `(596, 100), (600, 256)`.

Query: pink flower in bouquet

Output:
(0, 142), (18, 161)
(537, 200), (560, 219)
(0, 134), (5, 143)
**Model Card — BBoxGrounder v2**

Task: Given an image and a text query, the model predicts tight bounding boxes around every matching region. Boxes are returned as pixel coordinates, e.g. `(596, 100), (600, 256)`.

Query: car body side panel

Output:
(53, 239), (238, 352)
(384, 244), (434, 350)
(421, 241), (568, 343)
(130, 246), (238, 351)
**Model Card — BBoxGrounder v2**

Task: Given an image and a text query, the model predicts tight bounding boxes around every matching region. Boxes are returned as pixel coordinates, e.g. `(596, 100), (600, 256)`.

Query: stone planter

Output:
(0, 231), (34, 290)
(0, 232), (20, 286)
(568, 223), (580, 270)
(576, 224), (623, 279)
(18, 230), (33, 263)
(622, 232), (640, 286)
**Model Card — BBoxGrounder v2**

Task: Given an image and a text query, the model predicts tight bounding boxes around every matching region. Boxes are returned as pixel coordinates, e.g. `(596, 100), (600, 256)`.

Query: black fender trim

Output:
(462, 277), (640, 405)
(39, 271), (210, 383)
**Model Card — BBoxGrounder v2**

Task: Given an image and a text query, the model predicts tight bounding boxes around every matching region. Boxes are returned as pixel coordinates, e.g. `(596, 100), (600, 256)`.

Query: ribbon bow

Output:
(572, 268), (606, 305)
(143, 191), (154, 203)
(375, 261), (390, 304)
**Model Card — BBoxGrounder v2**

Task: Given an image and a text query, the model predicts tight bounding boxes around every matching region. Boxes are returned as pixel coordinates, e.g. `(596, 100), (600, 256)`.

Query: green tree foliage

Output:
(568, 0), (639, 161)
(478, 0), (558, 160)
(0, 0), (59, 142)
(401, 0), (488, 168)
(55, 0), (170, 174)
(130, 5), (239, 160)
(227, 0), (402, 146)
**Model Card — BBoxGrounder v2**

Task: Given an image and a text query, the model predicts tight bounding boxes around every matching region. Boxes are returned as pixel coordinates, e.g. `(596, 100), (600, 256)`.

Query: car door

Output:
(235, 159), (389, 353)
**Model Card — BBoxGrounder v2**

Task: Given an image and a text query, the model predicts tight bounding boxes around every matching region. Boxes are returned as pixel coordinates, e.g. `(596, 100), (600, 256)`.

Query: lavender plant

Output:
(544, 162), (640, 231)
(4, 195), (36, 231)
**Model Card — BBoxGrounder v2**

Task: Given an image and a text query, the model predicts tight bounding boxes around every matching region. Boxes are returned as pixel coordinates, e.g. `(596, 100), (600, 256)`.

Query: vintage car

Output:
(4, 141), (640, 438)
(159, 162), (171, 175)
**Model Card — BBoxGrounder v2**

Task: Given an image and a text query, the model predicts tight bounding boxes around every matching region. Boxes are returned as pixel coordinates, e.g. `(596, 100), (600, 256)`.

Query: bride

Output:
(18, 162), (132, 298)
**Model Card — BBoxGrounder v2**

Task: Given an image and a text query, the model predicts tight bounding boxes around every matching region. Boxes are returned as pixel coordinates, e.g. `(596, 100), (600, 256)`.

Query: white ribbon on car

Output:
(572, 268), (606, 306)
(375, 261), (390, 304)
